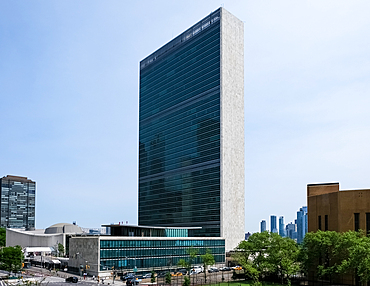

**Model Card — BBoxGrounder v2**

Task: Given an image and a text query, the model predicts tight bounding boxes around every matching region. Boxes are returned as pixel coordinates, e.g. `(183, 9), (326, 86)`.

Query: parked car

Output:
(126, 278), (140, 286)
(65, 276), (78, 283)
(121, 274), (135, 281)
(178, 269), (187, 275)
(157, 272), (167, 278)
(208, 267), (219, 273)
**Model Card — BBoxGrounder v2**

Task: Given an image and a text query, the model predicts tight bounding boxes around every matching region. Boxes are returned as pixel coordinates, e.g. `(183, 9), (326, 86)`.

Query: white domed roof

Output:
(45, 223), (83, 234)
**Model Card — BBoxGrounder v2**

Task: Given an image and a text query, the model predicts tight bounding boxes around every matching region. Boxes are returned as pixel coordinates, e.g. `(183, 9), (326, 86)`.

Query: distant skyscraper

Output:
(138, 8), (244, 251)
(245, 232), (251, 240)
(270, 215), (277, 233)
(260, 220), (267, 232)
(297, 206), (308, 243)
(279, 216), (285, 237)
(285, 222), (297, 240)
(0, 175), (35, 229)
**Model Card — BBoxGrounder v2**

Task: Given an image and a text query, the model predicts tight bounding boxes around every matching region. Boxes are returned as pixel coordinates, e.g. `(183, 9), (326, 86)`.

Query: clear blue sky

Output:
(1, 1), (370, 233)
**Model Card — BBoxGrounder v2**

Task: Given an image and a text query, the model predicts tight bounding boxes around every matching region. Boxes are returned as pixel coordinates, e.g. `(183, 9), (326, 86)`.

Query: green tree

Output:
(235, 231), (271, 278)
(0, 228), (5, 247)
(299, 230), (342, 279)
(0, 245), (24, 274)
(165, 271), (171, 285)
(183, 275), (190, 286)
(178, 246), (198, 275)
(345, 233), (370, 283)
(200, 249), (215, 283)
(151, 270), (156, 283)
(298, 230), (370, 283)
(235, 232), (299, 284)
(57, 243), (65, 257)
(178, 259), (190, 270)
(267, 233), (300, 284)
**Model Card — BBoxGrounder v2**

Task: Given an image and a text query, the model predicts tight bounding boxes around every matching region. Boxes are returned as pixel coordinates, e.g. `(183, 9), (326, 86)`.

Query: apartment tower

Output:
(138, 8), (244, 251)
(0, 175), (36, 229)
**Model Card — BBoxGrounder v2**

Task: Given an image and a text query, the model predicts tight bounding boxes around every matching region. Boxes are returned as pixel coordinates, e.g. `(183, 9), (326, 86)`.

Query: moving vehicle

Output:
(171, 272), (183, 276)
(232, 266), (242, 271)
(126, 278), (140, 286)
(143, 273), (152, 279)
(65, 276), (78, 283)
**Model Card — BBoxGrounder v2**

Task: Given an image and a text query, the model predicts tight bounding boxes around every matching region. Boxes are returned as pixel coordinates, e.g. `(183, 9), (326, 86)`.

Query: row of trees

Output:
(234, 230), (370, 285)
(177, 247), (215, 285)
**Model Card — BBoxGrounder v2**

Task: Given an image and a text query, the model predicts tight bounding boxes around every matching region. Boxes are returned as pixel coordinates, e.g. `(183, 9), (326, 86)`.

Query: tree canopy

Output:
(235, 232), (299, 284)
(299, 230), (370, 284)
(0, 245), (24, 274)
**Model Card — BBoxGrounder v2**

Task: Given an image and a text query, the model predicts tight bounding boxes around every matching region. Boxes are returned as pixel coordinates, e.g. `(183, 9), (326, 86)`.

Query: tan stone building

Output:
(307, 182), (370, 233)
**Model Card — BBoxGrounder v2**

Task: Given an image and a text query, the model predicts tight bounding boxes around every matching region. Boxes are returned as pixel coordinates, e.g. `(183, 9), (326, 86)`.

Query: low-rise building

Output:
(68, 224), (226, 276)
(6, 222), (83, 256)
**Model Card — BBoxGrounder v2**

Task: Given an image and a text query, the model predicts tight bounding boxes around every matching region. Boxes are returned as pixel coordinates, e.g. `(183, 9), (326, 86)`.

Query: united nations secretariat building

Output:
(69, 7), (245, 276)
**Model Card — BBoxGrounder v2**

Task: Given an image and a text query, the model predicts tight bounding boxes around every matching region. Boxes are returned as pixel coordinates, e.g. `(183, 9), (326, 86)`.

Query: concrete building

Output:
(0, 175), (35, 229)
(138, 7), (244, 252)
(307, 182), (370, 233)
(260, 220), (266, 232)
(6, 222), (83, 255)
(68, 225), (225, 276)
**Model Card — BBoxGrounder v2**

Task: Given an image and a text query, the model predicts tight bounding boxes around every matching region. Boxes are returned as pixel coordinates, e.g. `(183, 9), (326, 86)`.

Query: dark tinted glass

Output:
(138, 21), (221, 237)
(99, 239), (225, 270)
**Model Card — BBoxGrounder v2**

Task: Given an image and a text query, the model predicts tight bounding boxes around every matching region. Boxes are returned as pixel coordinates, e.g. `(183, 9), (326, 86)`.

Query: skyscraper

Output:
(297, 206), (307, 243)
(279, 216), (285, 237)
(260, 220), (266, 232)
(138, 8), (244, 251)
(270, 215), (277, 233)
(285, 222), (297, 240)
(0, 175), (35, 229)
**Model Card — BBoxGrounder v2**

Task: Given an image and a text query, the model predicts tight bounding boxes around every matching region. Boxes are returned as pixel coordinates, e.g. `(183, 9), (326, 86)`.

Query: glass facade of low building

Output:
(0, 175), (35, 229)
(99, 238), (225, 271)
(139, 8), (221, 238)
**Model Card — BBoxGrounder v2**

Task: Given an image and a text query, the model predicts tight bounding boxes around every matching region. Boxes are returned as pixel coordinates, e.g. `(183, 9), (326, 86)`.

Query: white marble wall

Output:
(220, 8), (245, 252)
(69, 236), (100, 276)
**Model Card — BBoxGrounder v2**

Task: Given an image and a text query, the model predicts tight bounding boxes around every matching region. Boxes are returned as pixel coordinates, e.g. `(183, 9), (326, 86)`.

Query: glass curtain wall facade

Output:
(0, 175), (35, 229)
(139, 10), (221, 237)
(100, 239), (225, 271)
(297, 206), (307, 243)
(270, 215), (277, 233)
